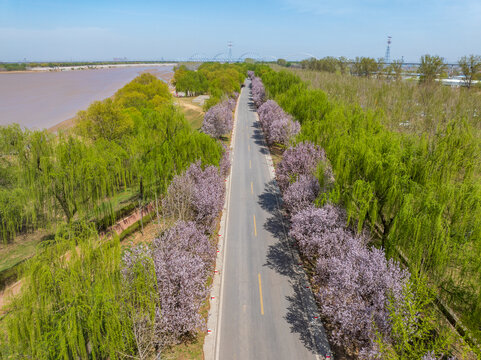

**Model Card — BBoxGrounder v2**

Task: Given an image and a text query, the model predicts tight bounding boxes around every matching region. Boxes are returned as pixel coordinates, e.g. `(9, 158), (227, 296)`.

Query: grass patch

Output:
(175, 97), (205, 130)
(163, 335), (206, 360)
(184, 108), (204, 130)
(0, 229), (51, 274)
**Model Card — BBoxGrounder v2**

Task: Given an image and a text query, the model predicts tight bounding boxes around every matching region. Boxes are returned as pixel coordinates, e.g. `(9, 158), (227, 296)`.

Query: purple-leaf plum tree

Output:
(283, 175), (320, 215)
(151, 221), (215, 345)
(163, 161), (224, 233)
(251, 76), (266, 108)
(201, 100), (233, 138)
(276, 141), (325, 193)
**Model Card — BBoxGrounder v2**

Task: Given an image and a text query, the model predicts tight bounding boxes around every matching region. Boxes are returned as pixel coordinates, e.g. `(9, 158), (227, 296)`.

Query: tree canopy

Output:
(419, 54), (446, 83)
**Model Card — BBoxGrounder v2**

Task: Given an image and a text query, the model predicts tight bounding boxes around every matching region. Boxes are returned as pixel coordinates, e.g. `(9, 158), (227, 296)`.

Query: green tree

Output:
(76, 98), (134, 142)
(458, 54), (481, 89)
(0, 189), (25, 243)
(376, 276), (452, 359)
(338, 56), (349, 75)
(173, 70), (208, 96)
(352, 57), (379, 78)
(389, 59), (404, 81)
(3, 224), (158, 359)
(418, 54), (446, 84)
(300, 57), (339, 73)
(277, 58), (287, 67)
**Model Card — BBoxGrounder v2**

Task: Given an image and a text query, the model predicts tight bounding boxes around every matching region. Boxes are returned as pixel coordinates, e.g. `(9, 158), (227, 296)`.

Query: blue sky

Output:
(1, 0), (480, 62)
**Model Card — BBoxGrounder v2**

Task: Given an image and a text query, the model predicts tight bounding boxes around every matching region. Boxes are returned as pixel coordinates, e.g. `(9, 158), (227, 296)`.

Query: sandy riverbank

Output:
(0, 63), (176, 74)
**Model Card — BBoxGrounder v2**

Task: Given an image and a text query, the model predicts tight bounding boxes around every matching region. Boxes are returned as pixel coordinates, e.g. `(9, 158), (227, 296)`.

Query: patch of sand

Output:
(48, 116), (76, 133)
(0, 280), (22, 316)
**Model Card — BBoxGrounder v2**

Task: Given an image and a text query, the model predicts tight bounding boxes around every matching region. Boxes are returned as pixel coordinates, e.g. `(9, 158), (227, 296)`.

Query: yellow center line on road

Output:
(258, 273), (264, 315)
(249, 160), (252, 169)
(251, 181), (253, 194)
(248, 144), (250, 152)
(253, 214), (257, 237)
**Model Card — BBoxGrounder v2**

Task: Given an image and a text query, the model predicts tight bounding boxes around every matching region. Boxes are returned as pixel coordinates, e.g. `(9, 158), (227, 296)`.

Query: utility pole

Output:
(228, 41), (233, 63)
(385, 36), (392, 64)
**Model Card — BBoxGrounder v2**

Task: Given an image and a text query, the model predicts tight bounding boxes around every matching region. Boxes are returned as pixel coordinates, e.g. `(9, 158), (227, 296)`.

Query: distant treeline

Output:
(296, 55), (481, 86)
(0, 63), (27, 71)
(0, 60), (172, 71)
(172, 62), (253, 109)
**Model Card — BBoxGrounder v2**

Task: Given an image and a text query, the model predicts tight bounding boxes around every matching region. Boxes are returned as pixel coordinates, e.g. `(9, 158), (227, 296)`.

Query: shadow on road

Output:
(257, 180), (279, 213)
(285, 287), (323, 354)
(259, 180), (324, 355)
(247, 95), (270, 156)
(251, 122), (269, 155)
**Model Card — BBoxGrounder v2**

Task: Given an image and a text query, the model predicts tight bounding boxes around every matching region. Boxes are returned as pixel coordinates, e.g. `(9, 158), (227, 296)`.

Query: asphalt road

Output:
(216, 80), (331, 360)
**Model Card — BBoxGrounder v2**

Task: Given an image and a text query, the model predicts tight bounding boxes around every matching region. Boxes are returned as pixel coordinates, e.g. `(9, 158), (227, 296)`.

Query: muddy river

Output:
(0, 65), (174, 130)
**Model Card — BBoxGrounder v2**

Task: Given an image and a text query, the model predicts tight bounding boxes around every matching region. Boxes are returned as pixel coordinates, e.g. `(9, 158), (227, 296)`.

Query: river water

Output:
(0, 65), (174, 130)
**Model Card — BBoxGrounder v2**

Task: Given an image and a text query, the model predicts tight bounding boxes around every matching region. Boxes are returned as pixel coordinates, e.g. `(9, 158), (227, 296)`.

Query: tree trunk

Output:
(381, 214), (393, 250)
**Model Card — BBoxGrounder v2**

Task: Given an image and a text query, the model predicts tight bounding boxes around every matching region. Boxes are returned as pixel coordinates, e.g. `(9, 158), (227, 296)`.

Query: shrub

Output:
(290, 203), (408, 356)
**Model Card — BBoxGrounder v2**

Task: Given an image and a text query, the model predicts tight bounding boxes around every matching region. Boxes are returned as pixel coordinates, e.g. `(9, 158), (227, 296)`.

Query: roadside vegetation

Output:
(284, 68), (481, 137)
(172, 62), (245, 110)
(0, 65), (243, 359)
(248, 66), (480, 358)
(299, 54), (481, 84)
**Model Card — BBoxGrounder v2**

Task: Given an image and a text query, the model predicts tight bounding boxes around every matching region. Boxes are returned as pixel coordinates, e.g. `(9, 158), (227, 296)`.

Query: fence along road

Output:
(215, 80), (331, 360)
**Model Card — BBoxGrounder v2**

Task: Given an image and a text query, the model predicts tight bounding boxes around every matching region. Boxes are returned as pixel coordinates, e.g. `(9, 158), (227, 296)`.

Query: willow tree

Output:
(3, 223), (158, 358)
(259, 66), (481, 340)
(76, 98), (134, 142)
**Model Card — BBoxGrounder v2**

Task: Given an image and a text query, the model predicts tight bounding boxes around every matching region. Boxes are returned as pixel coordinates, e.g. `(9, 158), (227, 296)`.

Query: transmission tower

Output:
(384, 36), (392, 64)
(228, 41), (233, 63)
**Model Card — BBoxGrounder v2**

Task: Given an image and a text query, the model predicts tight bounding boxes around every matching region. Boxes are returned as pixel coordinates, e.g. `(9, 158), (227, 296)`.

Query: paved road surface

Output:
(216, 80), (331, 359)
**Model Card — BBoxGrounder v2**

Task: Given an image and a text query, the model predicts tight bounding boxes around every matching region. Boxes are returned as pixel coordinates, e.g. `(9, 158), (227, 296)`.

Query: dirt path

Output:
(175, 99), (203, 112)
